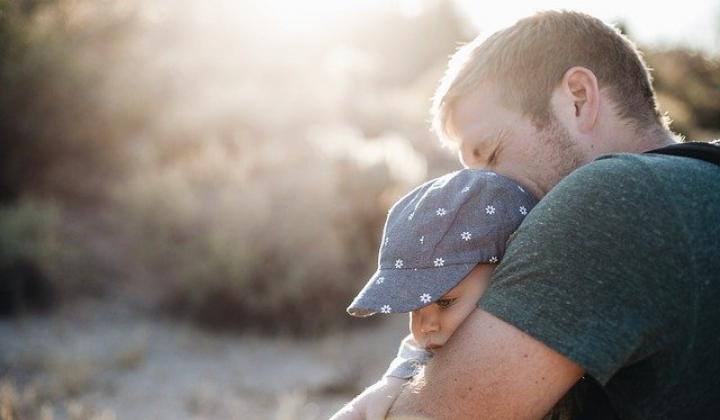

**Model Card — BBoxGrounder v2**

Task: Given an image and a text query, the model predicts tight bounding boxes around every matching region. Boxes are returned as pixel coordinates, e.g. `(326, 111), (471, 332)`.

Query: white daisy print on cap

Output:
(395, 259), (404, 269)
(519, 206), (528, 215)
(380, 305), (392, 314)
(420, 293), (432, 304)
(434, 258), (445, 267)
(486, 205), (496, 215)
(461, 232), (472, 241)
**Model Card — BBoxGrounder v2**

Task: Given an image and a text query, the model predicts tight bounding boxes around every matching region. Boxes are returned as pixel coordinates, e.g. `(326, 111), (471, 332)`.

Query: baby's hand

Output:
(329, 376), (406, 420)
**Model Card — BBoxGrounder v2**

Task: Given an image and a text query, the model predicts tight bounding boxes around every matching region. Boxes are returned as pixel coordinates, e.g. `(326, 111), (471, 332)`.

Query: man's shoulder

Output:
(592, 149), (718, 175)
(575, 150), (707, 180)
(516, 150), (718, 250)
(535, 153), (655, 215)
(546, 151), (717, 207)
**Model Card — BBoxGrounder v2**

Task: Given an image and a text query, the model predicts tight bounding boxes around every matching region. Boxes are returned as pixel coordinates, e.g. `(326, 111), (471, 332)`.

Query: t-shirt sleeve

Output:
(479, 155), (686, 385)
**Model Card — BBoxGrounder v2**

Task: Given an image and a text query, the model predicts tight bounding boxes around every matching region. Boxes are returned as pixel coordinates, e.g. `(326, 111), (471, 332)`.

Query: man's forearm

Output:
(387, 309), (583, 419)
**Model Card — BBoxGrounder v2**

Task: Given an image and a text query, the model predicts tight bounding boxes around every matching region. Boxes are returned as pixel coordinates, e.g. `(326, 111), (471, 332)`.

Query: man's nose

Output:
(458, 145), (484, 169)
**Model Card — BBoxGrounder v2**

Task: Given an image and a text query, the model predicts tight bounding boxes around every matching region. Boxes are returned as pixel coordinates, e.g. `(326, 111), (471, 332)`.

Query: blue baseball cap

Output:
(347, 169), (537, 317)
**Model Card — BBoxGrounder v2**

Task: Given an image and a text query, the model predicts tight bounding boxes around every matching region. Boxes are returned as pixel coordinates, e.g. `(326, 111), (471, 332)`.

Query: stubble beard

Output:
(537, 117), (586, 191)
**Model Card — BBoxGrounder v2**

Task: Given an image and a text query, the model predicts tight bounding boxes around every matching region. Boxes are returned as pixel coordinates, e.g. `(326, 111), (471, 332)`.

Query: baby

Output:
(332, 168), (537, 420)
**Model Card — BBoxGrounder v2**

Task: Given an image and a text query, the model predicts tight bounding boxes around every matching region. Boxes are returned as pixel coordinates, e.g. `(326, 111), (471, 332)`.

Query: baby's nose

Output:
(420, 309), (440, 333)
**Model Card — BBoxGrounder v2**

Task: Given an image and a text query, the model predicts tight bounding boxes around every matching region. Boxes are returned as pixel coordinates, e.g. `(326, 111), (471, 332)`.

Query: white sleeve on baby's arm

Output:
(383, 334), (434, 379)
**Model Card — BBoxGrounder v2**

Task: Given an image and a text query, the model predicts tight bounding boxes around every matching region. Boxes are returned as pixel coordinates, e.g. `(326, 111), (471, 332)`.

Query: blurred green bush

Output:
(0, 198), (67, 313)
(0, 198), (63, 270)
(0, 195), (132, 314)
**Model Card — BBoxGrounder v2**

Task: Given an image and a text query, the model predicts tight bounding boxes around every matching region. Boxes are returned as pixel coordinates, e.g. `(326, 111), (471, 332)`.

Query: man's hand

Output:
(330, 376), (407, 420)
(388, 309), (584, 419)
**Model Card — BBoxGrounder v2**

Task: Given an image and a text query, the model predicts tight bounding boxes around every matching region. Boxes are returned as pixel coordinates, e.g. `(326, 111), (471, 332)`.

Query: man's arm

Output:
(388, 309), (583, 419)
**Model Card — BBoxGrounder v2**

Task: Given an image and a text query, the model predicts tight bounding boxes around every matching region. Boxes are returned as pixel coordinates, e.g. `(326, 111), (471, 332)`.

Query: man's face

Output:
(448, 84), (588, 198)
(410, 264), (493, 351)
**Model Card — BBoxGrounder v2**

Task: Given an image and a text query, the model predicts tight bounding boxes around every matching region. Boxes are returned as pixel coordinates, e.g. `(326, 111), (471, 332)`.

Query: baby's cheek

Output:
(441, 312), (464, 338)
(442, 324), (458, 340)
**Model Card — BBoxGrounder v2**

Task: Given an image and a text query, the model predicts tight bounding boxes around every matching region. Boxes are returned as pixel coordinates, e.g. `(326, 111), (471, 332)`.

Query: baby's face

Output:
(410, 263), (494, 351)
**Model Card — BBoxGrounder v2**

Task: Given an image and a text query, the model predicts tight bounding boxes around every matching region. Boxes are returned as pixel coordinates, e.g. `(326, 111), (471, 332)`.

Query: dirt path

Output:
(0, 299), (407, 419)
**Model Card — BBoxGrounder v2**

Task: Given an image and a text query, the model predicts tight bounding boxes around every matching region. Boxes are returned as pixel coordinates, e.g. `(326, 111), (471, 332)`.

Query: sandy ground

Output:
(0, 299), (408, 419)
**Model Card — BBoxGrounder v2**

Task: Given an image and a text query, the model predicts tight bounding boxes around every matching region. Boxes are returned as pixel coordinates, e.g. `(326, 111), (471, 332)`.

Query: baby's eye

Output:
(436, 298), (457, 309)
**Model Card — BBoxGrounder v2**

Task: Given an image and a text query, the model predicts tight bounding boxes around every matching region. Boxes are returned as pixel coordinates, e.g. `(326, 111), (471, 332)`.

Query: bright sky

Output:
(454, 0), (720, 53)
(159, 0), (719, 54)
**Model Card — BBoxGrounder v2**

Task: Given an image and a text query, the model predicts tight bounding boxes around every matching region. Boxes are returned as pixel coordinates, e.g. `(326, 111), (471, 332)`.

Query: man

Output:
(336, 10), (719, 419)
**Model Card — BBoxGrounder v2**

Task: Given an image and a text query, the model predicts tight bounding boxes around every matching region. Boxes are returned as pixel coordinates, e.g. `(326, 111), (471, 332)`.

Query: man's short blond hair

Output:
(432, 10), (666, 143)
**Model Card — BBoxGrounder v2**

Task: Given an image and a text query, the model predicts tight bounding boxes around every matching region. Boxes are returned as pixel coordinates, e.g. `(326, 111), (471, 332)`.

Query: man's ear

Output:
(556, 66), (600, 134)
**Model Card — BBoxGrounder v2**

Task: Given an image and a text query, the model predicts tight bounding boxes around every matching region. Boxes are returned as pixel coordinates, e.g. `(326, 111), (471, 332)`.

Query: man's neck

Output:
(635, 125), (678, 152)
(604, 123), (677, 155)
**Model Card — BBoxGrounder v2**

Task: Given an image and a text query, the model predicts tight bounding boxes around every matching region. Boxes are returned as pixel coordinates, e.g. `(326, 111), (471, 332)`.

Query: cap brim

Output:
(347, 263), (476, 317)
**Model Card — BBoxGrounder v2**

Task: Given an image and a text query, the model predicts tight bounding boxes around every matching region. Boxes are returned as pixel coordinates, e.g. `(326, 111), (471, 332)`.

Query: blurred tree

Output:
(648, 50), (720, 140)
(0, 0), (152, 203)
(610, 19), (719, 141)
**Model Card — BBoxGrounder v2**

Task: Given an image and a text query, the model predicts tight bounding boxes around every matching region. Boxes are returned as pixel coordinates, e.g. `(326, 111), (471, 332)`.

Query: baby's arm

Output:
(329, 335), (432, 420)
(329, 376), (406, 420)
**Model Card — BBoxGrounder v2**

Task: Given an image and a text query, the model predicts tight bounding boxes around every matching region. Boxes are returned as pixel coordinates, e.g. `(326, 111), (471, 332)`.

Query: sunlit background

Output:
(1, 0), (718, 418)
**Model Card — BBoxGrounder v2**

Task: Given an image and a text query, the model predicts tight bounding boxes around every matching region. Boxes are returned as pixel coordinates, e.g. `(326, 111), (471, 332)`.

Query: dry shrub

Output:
(0, 197), (114, 314)
(113, 131), (422, 333)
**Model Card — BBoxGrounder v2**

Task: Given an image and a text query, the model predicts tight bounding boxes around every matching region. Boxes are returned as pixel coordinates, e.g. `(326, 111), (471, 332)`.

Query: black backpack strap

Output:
(645, 141), (720, 165)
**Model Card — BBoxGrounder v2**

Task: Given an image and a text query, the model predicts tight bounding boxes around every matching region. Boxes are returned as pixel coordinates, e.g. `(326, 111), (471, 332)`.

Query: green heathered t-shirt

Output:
(479, 152), (720, 419)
